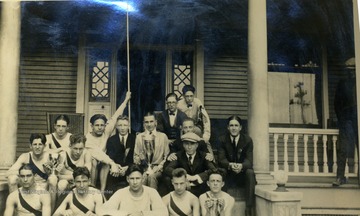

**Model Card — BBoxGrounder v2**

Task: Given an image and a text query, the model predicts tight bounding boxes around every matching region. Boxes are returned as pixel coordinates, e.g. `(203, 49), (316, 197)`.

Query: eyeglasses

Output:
(167, 101), (177, 104)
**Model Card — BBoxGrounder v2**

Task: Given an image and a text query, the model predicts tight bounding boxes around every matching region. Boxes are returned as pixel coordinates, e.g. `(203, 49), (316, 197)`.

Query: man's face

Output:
(182, 120), (195, 134)
(116, 119), (129, 136)
(127, 171), (143, 192)
(183, 141), (198, 155)
(70, 142), (85, 160)
(54, 119), (69, 137)
(172, 176), (187, 196)
(166, 96), (178, 112)
(19, 169), (35, 189)
(184, 91), (194, 104)
(91, 119), (106, 137)
(74, 174), (90, 195)
(228, 119), (242, 137)
(30, 138), (45, 156)
(207, 174), (224, 194)
(143, 115), (157, 132)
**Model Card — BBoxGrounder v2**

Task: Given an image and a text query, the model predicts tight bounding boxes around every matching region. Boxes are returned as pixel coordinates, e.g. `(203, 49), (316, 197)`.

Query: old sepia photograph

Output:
(0, 0), (359, 215)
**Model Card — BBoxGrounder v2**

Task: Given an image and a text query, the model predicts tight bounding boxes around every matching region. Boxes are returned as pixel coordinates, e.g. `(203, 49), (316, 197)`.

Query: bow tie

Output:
(169, 111), (175, 116)
(187, 104), (193, 108)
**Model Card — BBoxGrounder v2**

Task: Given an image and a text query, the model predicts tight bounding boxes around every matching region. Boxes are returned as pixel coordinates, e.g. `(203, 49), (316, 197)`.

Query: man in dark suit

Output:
(218, 115), (256, 216)
(103, 115), (136, 198)
(157, 92), (188, 141)
(164, 132), (217, 197)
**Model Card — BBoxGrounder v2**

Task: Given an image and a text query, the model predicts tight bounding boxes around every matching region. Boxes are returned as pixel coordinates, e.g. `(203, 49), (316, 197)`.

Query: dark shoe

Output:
(332, 177), (347, 186)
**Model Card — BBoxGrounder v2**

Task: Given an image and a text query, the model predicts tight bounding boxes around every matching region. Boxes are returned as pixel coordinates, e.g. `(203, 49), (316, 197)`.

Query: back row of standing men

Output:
(5, 85), (256, 216)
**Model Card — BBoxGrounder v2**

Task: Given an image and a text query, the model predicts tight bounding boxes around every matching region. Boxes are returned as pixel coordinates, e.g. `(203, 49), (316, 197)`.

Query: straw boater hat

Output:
(345, 57), (355, 70)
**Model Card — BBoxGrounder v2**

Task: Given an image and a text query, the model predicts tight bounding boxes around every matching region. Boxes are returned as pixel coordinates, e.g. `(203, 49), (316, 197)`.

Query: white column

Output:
(248, 0), (272, 184)
(0, 1), (21, 166)
(353, 0), (360, 184)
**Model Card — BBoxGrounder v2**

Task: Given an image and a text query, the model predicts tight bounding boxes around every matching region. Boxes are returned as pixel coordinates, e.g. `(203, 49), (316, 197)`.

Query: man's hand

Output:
(205, 153), (214, 161)
(167, 153), (177, 161)
(110, 163), (121, 177)
(119, 165), (128, 176)
(231, 163), (242, 174)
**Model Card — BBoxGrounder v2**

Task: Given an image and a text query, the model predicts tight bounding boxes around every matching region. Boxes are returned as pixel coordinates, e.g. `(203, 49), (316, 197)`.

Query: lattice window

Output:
(91, 61), (110, 101)
(173, 64), (191, 98)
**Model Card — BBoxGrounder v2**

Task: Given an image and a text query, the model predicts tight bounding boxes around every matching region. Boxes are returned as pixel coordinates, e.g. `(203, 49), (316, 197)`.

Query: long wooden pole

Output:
(126, 3), (131, 133)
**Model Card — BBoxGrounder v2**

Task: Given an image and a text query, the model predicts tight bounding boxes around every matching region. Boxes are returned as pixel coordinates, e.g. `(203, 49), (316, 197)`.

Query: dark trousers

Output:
(224, 169), (256, 207)
(337, 108), (358, 178)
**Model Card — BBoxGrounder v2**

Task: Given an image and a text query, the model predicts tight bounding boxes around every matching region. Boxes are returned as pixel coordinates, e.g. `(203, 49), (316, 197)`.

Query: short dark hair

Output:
(117, 115), (129, 121)
(72, 167), (91, 179)
(29, 133), (46, 145)
(69, 133), (87, 146)
(172, 168), (187, 179)
(165, 93), (178, 101)
(125, 164), (144, 176)
(143, 111), (156, 120)
(182, 117), (195, 126)
(54, 114), (70, 126)
(182, 85), (196, 95)
(227, 115), (242, 126)
(19, 164), (35, 175)
(90, 114), (107, 125)
(208, 168), (227, 181)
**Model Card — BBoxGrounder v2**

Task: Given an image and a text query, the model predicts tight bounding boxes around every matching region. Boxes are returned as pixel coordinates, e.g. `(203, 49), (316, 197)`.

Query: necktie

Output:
(232, 137), (236, 147)
(169, 111), (175, 116)
(121, 136), (125, 147)
(187, 104), (192, 108)
(188, 155), (192, 165)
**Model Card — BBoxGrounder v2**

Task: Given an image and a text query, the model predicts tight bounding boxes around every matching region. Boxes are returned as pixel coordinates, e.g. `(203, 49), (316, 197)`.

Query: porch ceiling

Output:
(19, 0), (354, 59)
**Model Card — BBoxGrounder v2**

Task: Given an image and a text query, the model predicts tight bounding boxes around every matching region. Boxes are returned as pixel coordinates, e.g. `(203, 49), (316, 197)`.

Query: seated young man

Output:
(97, 164), (168, 216)
(53, 167), (104, 216)
(6, 133), (58, 210)
(102, 115), (136, 198)
(164, 132), (217, 197)
(46, 114), (72, 152)
(218, 115), (256, 216)
(199, 169), (235, 216)
(4, 164), (51, 216)
(162, 168), (200, 216)
(57, 133), (92, 194)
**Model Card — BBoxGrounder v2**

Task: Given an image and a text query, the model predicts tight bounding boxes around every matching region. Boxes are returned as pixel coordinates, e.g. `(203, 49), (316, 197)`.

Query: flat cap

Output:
(181, 132), (201, 142)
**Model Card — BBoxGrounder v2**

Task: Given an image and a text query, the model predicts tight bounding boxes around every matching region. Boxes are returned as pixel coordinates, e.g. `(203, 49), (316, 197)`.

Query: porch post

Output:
(0, 1), (21, 167)
(353, 0), (360, 184)
(248, 0), (273, 184)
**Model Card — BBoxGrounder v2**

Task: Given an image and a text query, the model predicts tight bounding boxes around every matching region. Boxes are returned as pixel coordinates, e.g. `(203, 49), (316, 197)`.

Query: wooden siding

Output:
(17, 51), (78, 157)
(204, 56), (248, 120)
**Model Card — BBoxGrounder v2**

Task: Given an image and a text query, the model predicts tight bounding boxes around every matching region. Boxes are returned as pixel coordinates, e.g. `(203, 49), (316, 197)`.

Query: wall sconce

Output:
(274, 170), (288, 192)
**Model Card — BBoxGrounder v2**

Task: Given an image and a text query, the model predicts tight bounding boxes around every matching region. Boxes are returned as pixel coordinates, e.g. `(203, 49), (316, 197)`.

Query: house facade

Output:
(0, 0), (360, 215)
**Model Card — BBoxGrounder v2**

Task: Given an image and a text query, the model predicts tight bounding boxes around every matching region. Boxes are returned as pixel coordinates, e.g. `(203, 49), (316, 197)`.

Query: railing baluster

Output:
(294, 134), (299, 173)
(304, 135), (309, 173)
(274, 134), (279, 171)
(313, 135), (319, 173)
(322, 135), (329, 173)
(332, 135), (338, 174)
(284, 134), (289, 172)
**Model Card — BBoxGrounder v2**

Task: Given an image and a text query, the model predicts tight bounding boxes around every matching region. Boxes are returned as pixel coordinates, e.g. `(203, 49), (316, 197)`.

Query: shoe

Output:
(332, 177), (347, 186)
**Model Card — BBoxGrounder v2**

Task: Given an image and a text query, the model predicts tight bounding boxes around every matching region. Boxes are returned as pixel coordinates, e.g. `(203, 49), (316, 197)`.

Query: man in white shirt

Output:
(98, 164), (168, 216)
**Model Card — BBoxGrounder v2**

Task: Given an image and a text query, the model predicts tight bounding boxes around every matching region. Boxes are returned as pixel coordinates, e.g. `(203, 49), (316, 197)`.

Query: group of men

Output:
(5, 85), (256, 216)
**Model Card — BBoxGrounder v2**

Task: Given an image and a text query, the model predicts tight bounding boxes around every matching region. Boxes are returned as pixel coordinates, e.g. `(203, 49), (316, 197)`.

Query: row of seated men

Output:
(5, 86), (256, 216)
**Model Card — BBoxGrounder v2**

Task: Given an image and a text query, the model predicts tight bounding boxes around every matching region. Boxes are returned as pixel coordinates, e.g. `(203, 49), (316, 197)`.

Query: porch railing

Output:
(269, 128), (358, 177)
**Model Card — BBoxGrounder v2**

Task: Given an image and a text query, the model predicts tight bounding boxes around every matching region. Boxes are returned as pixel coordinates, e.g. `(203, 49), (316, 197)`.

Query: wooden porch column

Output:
(0, 1), (21, 167)
(353, 0), (360, 184)
(248, 0), (272, 184)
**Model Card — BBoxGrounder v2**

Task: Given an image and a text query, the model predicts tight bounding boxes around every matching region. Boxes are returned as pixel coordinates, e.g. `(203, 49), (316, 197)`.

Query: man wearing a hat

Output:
(163, 132), (217, 197)
(177, 85), (211, 143)
(333, 57), (358, 186)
